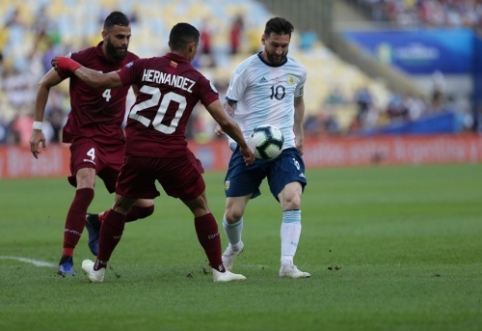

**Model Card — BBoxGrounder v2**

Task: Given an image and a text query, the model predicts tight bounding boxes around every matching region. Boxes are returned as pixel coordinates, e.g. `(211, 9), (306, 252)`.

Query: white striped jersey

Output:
(225, 52), (307, 149)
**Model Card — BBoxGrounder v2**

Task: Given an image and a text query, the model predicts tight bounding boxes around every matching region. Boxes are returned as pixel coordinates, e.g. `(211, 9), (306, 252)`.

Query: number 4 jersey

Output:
(225, 52), (307, 150)
(56, 42), (139, 145)
(117, 53), (219, 157)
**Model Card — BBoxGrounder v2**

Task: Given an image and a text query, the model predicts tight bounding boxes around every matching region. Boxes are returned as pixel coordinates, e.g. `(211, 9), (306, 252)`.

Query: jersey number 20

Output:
(128, 86), (187, 134)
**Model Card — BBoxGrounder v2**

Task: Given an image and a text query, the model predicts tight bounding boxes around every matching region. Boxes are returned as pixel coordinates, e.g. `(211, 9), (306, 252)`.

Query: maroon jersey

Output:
(57, 42), (139, 144)
(117, 53), (219, 157)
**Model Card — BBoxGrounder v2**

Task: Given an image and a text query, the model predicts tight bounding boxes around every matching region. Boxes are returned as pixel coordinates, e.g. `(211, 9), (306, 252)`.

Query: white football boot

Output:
(221, 241), (244, 271)
(212, 269), (246, 282)
(279, 262), (311, 279)
(82, 259), (106, 283)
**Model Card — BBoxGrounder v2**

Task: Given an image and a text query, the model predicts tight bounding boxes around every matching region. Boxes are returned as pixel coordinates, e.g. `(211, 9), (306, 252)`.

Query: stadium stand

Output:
(0, 0), (474, 145)
(346, 0), (482, 30)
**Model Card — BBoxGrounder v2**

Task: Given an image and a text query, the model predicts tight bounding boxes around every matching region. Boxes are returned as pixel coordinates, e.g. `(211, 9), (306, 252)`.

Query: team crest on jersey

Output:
(125, 61), (134, 68)
(224, 180), (230, 190)
(287, 75), (295, 85)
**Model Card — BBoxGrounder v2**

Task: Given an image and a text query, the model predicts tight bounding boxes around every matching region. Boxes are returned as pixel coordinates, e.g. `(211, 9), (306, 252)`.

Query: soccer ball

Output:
(248, 125), (284, 160)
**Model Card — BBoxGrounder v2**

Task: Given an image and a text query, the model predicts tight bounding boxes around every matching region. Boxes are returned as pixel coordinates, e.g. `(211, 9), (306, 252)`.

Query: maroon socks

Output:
(194, 213), (226, 272)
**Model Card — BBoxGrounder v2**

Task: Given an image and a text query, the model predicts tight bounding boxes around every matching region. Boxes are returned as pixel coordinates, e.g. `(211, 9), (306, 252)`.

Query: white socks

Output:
(223, 209), (302, 263)
(223, 215), (244, 251)
(280, 210), (302, 265)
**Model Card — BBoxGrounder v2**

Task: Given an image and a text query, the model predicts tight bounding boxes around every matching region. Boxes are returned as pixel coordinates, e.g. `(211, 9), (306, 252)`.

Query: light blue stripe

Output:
(282, 210), (301, 223)
(223, 218), (243, 229)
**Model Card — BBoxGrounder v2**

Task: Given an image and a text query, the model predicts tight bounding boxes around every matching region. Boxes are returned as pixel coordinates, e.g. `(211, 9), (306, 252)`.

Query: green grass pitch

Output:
(1, 164), (481, 331)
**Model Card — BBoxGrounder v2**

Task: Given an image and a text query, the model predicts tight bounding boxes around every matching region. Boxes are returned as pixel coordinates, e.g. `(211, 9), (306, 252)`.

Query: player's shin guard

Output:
(222, 216), (244, 249)
(62, 188), (94, 256)
(280, 210), (302, 265)
(194, 213), (226, 272)
(96, 209), (126, 266)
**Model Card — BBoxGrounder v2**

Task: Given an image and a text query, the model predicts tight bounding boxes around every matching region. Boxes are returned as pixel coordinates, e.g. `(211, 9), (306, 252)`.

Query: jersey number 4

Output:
(128, 86), (187, 134)
(102, 89), (112, 102)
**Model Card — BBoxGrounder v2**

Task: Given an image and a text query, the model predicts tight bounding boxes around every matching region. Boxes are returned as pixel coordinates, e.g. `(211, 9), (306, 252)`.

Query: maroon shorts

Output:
(68, 138), (124, 193)
(116, 150), (205, 201)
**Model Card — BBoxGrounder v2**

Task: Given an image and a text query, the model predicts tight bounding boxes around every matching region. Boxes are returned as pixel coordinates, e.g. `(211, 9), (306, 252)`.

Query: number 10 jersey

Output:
(225, 52), (307, 150)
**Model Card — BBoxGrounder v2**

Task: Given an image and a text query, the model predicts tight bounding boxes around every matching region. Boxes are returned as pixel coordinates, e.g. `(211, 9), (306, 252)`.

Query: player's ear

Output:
(101, 30), (108, 40)
(261, 34), (266, 46)
(188, 41), (197, 55)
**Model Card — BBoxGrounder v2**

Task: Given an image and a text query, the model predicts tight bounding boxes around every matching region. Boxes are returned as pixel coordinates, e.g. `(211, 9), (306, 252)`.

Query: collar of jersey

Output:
(165, 52), (191, 64)
(257, 52), (287, 67)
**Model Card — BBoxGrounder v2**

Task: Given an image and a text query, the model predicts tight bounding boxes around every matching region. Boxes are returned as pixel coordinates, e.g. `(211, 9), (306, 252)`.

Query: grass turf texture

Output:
(0, 164), (481, 331)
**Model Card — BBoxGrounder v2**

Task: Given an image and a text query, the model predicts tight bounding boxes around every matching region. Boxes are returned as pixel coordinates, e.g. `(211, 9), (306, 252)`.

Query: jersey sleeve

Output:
(198, 76), (219, 107)
(117, 59), (141, 86)
(225, 68), (247, 103)
(294, 66), (307, 98)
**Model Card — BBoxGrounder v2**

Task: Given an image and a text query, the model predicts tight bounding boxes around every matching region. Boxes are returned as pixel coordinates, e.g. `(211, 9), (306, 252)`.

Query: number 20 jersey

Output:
(56, 42), (139, 144)
(225, 52), (307, 150)
(117, 53), (219, 157)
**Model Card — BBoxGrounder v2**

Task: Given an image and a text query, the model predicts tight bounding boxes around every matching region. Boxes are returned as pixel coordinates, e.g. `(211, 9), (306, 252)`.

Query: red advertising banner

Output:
(0, 144), (71, 179)
(301, 135), (482, 167)
(1, 135), (481, 179)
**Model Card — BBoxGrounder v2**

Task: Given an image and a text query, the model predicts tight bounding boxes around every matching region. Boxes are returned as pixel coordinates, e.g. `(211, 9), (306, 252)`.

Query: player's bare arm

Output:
(52, 56), (123, 89)
(214, 100), (236, 136)
(207, 100), (255, 165)
(293, 96), (305, 155)
(30, 68), (64, 159)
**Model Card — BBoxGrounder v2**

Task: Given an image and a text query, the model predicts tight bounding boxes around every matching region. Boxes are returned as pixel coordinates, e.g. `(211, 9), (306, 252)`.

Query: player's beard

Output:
(106, 37), (128, 62)
(266, 50), (287, 65)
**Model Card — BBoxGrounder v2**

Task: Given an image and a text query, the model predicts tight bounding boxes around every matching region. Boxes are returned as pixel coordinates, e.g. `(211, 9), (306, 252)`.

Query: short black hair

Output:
(264, 17), (294, 37)
(169, 23), (200, 51)
(103, 11), (130, 31)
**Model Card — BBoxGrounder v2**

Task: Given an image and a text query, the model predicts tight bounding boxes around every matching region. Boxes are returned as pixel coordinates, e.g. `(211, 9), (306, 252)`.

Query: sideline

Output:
(0, 256), (55, 267)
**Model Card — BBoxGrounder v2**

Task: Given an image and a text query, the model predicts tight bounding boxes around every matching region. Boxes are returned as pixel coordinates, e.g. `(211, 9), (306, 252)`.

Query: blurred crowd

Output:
(0, 5), (257, 147)
(0, 2), (476, 148)
(349, 0), (482, 29)
(0, 6), (70, 146)
(303, 83), (473, 136)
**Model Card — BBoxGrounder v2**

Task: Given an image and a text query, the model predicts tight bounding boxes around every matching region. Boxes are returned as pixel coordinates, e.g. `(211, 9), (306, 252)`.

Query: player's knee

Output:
(225, 208), (243, 223)
(282, 193), (301, 210)
(76, 173), (96, 189)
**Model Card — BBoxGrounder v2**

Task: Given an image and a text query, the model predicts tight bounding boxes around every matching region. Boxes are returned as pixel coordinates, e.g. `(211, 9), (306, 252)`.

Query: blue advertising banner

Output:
(473, 33), (482, 129)
(343, 29), (474, 75)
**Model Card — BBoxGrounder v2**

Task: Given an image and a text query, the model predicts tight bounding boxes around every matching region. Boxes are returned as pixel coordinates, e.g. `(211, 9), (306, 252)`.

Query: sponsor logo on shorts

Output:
(224, 180), (230, 190)
(299, 173), (305, 178)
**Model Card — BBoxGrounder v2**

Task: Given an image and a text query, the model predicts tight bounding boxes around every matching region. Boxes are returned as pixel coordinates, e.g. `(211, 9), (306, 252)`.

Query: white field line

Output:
(0, 256), (55, 267)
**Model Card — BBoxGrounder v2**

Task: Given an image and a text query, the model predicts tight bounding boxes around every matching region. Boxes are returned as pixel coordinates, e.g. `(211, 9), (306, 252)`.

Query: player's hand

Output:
(214, 124), (225, 136)
(223, 102), (235, 117)
(51, 57), (81, 72)
(295, 136), (304, 156)
(239, 145), (255, 166)
(51, 57), (59, 70)
(30, 129), (46, 159)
